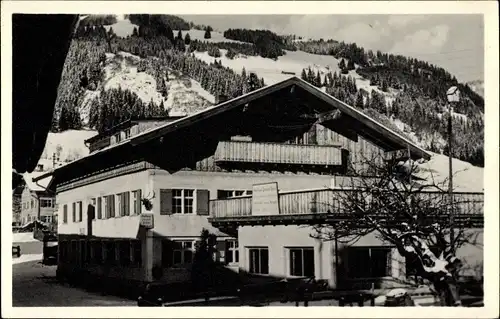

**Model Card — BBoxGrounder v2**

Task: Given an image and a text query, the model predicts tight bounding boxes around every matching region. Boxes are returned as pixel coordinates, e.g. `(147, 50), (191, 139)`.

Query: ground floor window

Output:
(92, 241), (103, 264)
(118, 240), (131, 266)
(346, 247), (392, 278)
(59, 241), (69, 263)
(131, 240), (142, 266)
(104, 241), (117, 265)
(225, 240), (239, 264)
(248, 247), (269, 275)
(288, 247), (314, 277)
(162, 240), (195, 267)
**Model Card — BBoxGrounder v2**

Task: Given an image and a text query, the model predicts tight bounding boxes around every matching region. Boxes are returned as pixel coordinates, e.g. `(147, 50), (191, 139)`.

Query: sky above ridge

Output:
(180, 14), (484, 83)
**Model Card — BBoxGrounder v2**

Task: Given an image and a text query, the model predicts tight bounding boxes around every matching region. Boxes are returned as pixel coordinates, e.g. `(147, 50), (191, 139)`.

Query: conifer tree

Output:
(184, 33), (191, 45)
(204, 28), (211, 39)
(355, 92), (364, 109)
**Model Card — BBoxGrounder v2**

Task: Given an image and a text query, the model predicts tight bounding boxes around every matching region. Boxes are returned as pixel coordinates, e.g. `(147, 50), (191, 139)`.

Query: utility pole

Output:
(446, 86), (460, 252)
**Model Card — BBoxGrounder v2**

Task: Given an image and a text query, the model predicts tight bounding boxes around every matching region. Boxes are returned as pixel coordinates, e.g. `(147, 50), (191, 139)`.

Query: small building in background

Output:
(20, 171), (55, 226)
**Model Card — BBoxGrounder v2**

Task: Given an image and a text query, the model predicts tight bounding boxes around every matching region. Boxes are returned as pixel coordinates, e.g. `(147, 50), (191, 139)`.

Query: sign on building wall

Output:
(140, 212), (154, 229)
(251, 182), (280, 216)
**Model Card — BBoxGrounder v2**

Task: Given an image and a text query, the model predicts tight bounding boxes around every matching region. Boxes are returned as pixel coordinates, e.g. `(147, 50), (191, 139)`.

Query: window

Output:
(63, 204), (68, 223)
(104, 241), (116, 265)
(118, 241), (131, 266)
(131, 240), (142, 266)
(346, 247), (392, 278)
(105, 195), (115, 218)
(72, 202), (76, 222)
(79, 240), (86, 265)
(226, 240), (239, 264)
(40, 198), (54, 208)
(162, 240), (195, 266)
(71, 240), (78, 263)
(97, 197), (102, 219)
(288, 247), (314, 277)
(31, 200), (34, 209)
(217, 190), (252, 199)
(92, 241), (103, 264)
(172, 189), (194, 214)
(124, 128), (131, 139)
(114, 133), (121, 143)
(174, 241), (194, 264)
(41, 216), (52, 223)
(248, 248), (269, 275)
(132, 190), (142, 215)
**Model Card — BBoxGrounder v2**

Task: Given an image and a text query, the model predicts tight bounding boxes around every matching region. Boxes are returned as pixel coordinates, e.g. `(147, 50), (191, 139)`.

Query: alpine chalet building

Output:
(34, 77), (483, 293)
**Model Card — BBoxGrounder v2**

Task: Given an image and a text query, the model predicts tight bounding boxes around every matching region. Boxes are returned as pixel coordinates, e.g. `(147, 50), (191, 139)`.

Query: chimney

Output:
(217, 94), (228, 104)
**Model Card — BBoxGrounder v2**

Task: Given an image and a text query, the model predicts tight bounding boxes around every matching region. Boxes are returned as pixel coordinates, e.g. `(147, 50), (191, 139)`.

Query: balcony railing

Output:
(210, 189), (484, 219)
(214, 141), (343, 166)
(89, 136), (111, 153)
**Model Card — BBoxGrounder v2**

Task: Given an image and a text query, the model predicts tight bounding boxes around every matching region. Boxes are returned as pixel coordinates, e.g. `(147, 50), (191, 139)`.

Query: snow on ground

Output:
(103, 51), (214, 115)
(193, 49), (344, 85)
(12, 254), (43, 265)
(349, 69), (398, 106)
(39, 129), (97, 164)
(13, 232), (38, 243)
(415, 152), (483, 192)
(101, 15), (138, 38)
(175, 29), (246, 44)
(79, 89), (100, 123)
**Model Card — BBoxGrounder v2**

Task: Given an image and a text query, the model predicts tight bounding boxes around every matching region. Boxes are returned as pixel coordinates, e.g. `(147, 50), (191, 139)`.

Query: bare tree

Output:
(309, 152), (483, 306)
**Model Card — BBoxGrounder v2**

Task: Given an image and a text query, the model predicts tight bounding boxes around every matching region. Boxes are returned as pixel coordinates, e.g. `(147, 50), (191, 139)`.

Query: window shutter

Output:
(72, 203), (76, 222)
(97, 197), (102, 219)
(125, 192), (130, 216)
(196, 189), (210, 215)
(79, 202), (83, 221)
(160, 189), (173, 215)
(63, 204), (68, 223)
(136, 189), (142, 215)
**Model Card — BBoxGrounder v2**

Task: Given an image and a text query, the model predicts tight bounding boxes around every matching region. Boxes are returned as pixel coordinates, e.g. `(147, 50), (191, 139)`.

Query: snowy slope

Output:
(467, 80), (484, 98)
(193, 49), (347, 85)
(103, 17), (138, 38)
(103, 51), (214, 115)
(415, 152), (484, 193)
(39, 130), (97, 165)
(175, 29), (246, 44)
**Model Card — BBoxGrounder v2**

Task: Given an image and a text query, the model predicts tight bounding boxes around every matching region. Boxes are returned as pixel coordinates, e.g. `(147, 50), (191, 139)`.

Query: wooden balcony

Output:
(89, 136), (111, 153)
(214, 141), (343, 166)
(209, 189), (484, 228)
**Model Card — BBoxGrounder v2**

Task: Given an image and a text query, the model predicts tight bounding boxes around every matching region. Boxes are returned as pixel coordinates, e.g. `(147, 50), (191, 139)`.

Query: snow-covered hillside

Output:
(467, 80), (484, 98)
(103, 16), (138, 38)
(175, 29), (246, 44)
(78, 51), (215, 123)
(415, 152), (483, 192)
(39, 130), (97, 166)
(103, 51), (214, 115)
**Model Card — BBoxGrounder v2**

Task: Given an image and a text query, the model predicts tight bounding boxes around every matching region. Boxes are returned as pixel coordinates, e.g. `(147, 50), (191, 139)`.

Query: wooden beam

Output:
(384, 149), (411, 161)
(299, 109), (342, 123)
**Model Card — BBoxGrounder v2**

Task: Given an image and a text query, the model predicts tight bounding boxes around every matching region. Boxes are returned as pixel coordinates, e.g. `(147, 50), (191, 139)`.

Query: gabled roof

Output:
(24, 171), (54, 192)
(34, 76), (431, 182)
